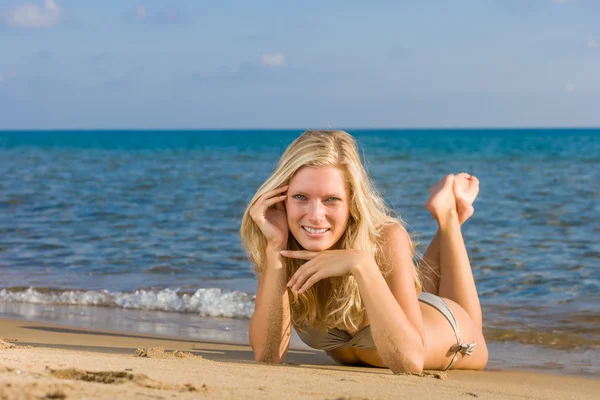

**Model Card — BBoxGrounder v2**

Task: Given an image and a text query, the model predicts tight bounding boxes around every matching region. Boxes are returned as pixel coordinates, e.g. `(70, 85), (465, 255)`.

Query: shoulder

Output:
(376, 222), (415, 276)
(379, 222), (413, 254)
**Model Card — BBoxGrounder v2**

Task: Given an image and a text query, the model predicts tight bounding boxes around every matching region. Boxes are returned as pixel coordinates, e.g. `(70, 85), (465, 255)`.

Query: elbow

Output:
(249, 335), (286, 364)
(389, 356), (424, 375)
(383, 342), (426, 375)
(252, 347), (285, 364)
(249, 323), (289, 364)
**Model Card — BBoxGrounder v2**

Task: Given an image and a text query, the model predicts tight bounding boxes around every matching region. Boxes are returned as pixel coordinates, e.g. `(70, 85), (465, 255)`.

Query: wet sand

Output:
(1, 318), (598, 399)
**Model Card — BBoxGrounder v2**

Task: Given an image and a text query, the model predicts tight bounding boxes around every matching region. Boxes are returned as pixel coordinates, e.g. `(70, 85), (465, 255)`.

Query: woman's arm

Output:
(281, 223), (425, 372)
(351, 224), (426, 374)
(249, 245), (292, 363)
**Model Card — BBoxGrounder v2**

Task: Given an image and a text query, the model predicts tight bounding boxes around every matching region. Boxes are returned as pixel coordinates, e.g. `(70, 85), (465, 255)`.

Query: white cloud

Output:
(5, 0), (61, 28)
(127, 5), (182, 24)
(133, 5), (147, 20)
(261, 52), (286, 67)
(565, 83), (576, 93)
(587, 35), (597, 48)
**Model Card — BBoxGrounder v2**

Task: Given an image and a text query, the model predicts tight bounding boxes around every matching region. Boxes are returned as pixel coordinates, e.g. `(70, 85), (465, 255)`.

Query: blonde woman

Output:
(240, 130), (488, 373)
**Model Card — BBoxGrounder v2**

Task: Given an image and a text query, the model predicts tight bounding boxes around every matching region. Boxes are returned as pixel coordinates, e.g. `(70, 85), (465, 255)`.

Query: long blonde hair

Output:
(240, 130), (421, 332)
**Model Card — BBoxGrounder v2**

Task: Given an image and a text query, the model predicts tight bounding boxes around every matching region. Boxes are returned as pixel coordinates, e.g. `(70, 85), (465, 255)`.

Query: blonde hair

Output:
(240, 130), (421, 332)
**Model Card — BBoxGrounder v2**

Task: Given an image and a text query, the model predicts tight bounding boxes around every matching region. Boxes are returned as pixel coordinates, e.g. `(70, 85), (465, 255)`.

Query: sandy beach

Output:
(0, 318), (598, 400)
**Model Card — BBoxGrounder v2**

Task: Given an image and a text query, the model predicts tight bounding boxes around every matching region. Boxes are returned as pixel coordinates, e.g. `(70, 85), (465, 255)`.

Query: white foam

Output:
(0, 287), (255, 319)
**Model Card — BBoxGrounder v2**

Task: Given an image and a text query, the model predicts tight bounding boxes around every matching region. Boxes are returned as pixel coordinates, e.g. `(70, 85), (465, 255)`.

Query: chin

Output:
(299, 241), (332, 252)
(293, 235), (338, 252)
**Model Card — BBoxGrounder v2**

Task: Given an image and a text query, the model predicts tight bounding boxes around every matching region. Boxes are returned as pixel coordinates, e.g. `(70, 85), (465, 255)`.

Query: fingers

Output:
(259, 185), (288, 209)
(262, 185), (289, 199)
(279, 250), (319, 260)
(297, 272), (323, 294)
(263, 194), (287, 208)
(287, 257), (315, 289)
(250, 185), (288, 219)
(286, 262), (307, 290)
(287, 260), (320, 292)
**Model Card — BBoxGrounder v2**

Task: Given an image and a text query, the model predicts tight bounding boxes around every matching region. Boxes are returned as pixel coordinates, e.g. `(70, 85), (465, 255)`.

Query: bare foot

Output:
(425, 174), (458, 224)
(453, 172), (479, 225)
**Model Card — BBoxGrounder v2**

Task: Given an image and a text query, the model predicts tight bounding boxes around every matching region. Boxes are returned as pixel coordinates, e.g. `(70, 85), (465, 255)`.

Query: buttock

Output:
(419, 296), (486, 370)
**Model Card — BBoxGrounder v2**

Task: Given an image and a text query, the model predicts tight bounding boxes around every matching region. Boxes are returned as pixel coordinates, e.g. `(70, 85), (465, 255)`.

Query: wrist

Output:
(266, 243), (286, 254)
(350, 255), (378, 280)
(265, 245), (286, 264)
(264, 246), (287, 272)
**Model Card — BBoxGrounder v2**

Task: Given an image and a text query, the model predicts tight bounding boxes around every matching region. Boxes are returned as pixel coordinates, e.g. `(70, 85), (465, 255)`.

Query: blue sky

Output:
(0, 0), (599, 129)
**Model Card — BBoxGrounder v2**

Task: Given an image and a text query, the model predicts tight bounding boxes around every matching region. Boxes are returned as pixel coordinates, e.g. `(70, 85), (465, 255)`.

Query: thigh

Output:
(420, 299), (488, 370)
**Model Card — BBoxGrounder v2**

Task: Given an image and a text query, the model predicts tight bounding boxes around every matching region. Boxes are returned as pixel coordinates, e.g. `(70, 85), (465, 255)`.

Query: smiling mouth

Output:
(302, 226), (330, 235)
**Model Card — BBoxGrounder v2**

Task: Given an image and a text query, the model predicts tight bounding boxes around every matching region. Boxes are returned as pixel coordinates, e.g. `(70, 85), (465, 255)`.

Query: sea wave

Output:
(484, 327), (600, 350)
(1, 287), (599, 351)
(0, 287), (255, 319)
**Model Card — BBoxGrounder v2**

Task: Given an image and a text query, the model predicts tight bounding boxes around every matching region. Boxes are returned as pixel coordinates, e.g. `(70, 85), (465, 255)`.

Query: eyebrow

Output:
(291, 191), (345, 198)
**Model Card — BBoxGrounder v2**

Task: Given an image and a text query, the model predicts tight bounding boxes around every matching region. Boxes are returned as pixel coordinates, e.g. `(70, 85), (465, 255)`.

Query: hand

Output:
(281, 250), (374, 293)
(249, 186), (289, 250)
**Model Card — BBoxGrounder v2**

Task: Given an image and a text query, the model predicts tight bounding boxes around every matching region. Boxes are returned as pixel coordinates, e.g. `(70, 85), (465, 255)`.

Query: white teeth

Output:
(303, 227), (329, 234)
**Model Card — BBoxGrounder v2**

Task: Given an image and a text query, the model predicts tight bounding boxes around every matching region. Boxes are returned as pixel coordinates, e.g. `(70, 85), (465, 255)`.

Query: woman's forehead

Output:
(289, 166), (347, 194)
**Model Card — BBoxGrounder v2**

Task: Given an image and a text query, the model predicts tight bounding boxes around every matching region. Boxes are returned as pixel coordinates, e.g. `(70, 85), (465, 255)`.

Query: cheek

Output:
(329, 207), (350, 228)
(285, 203), (301, 222)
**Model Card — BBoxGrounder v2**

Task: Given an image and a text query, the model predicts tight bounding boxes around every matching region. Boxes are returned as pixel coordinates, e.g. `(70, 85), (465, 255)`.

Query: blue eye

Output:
(326, 197), (341, 202)
(293, 194), (307, 200)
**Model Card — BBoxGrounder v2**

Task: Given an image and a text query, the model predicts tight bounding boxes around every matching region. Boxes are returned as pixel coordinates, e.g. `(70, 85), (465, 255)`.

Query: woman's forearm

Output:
(352, 260), (425, 373)
(249, 247), (292, 363)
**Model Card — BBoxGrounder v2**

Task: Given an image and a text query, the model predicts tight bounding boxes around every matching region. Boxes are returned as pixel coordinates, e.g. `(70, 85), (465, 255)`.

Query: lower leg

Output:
(437, 212), (482, 330)
(425, 174), (482, 331)
(421, 173), (478, 297)
(420, 231), (441, 294)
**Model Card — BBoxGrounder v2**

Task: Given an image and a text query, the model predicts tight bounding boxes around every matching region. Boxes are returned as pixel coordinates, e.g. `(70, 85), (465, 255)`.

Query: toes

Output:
(455, 172), (479, 189)
(430, 175), (454, 194)
(439, 175), (455, 191)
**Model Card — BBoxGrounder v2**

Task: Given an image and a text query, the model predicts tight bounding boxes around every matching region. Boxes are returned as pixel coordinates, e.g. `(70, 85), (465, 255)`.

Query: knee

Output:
(472, 337), (489, 370)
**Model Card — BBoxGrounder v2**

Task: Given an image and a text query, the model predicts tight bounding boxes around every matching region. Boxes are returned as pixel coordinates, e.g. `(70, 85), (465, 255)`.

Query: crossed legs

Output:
(421, 173), (482, 330)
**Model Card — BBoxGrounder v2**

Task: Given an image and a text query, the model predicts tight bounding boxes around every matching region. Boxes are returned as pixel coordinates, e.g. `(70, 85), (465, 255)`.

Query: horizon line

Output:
(1, 126), (600, 132)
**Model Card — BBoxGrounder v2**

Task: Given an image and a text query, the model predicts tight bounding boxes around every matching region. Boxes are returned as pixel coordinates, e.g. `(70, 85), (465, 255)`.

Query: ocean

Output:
(0, 129), (598, 376)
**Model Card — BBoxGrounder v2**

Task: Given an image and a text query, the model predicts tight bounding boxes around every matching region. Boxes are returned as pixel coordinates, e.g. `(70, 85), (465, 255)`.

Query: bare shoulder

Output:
(379, 222), (414, 283)
(380, 223), (412, 255)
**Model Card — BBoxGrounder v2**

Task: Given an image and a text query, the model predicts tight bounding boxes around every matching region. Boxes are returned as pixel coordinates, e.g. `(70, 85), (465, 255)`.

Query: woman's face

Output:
(286, 166), (350, 251)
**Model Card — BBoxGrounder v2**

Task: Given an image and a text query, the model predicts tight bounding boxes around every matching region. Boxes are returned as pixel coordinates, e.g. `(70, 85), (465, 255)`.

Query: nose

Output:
(308, 201), (325, 224)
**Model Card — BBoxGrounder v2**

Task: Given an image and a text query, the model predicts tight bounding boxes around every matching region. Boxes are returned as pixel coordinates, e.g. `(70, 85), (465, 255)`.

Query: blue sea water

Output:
(0, 129), (599, 376)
